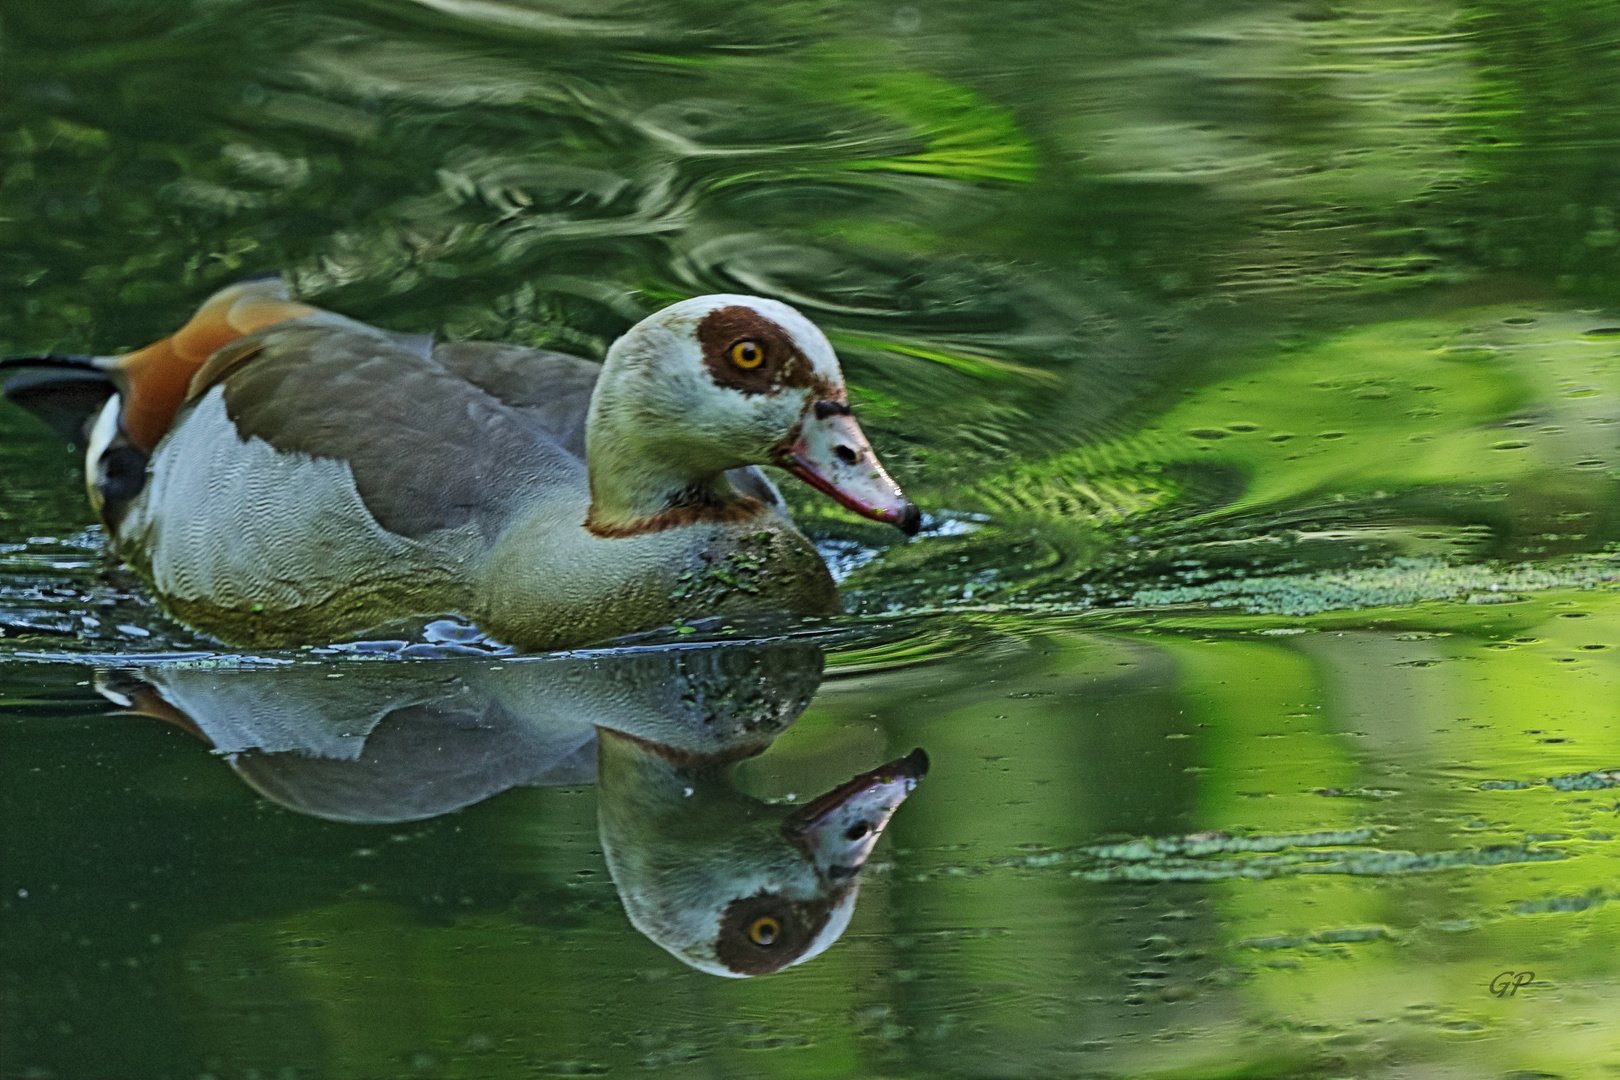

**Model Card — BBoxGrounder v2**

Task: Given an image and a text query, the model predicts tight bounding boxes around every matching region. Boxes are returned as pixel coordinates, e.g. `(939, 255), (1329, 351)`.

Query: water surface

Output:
(3, 1), (1619, 1077)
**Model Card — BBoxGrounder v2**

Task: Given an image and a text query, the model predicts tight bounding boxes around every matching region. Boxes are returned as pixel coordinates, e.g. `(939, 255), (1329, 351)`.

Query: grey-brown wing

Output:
(216, 322), (584, 540)
(431, 341), (601, 461)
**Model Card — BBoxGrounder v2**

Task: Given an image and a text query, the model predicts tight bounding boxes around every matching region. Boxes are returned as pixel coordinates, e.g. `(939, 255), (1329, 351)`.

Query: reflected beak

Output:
(782, 748), (929, 880)
(778, 401), (920, 536)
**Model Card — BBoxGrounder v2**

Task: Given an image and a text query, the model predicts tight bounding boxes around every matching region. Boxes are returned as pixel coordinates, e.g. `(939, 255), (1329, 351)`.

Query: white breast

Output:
(83, 394), (122, 514)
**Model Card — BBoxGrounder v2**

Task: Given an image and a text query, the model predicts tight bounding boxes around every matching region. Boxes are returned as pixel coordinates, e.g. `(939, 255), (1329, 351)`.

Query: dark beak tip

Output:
(896, 503), (922, 537)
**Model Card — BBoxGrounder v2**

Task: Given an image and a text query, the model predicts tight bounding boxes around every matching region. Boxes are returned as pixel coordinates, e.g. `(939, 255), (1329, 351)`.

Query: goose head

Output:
(584, 295), (918, 537)
(597, 731), (928, 977)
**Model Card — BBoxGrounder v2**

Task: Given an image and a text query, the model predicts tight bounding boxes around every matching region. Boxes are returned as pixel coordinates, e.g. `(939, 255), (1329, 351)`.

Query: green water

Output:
(3, 0), (1619, 1077)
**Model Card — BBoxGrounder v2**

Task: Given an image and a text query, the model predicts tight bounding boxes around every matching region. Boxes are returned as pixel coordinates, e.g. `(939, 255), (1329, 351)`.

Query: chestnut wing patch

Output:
(218, 324), (582, 540)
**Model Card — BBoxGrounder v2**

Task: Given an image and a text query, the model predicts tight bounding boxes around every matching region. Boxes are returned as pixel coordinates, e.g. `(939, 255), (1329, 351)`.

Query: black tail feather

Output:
(0, 353), (105, 373)
(3, 366), (117, 452)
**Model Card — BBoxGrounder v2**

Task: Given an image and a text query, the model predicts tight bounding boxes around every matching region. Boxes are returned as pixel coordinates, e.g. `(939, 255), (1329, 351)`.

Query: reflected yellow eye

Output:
(730, 340), (765, 369)
(748, 916), (781, 946)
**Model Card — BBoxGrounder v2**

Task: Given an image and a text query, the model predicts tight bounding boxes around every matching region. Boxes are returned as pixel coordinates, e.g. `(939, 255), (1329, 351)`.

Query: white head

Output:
(597, 735), (929, 977)
(585, 295), (917, 536)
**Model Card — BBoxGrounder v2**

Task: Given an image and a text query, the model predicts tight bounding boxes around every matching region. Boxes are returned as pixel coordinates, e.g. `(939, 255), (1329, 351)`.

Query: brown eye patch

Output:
(696, 305), (815, 397)
(714, 890), (839, 975)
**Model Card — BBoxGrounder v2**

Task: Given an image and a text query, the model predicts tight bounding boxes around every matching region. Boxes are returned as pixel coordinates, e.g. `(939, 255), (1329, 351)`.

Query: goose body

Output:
(5, 279), (917, 649)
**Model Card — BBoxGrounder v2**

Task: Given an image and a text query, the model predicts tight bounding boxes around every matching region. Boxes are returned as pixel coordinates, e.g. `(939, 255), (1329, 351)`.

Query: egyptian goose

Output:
(98, 640), (928, 976)
(598, 730), (927, 977)
(2, 278), (918, 649)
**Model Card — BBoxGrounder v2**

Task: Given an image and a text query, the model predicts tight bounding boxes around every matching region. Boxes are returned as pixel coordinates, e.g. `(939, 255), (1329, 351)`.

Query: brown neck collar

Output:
(584, 484), (765, 539)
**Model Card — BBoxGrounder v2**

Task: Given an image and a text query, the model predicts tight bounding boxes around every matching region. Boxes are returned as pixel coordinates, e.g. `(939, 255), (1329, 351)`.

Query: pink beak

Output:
(782, 748), (929, 880)
(778, 401), (920, 535)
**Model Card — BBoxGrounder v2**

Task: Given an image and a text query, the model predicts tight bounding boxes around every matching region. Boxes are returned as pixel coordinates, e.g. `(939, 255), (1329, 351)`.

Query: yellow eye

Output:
(730, 340), (765, 369)
(748, 915), (781, 945)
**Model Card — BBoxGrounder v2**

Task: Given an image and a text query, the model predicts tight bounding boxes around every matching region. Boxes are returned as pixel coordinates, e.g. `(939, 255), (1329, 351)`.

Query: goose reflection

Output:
(97, 640), (926, 976)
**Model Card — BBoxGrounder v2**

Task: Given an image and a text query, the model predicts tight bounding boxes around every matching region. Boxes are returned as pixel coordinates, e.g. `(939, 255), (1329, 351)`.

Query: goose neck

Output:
(583, 378), (761, 538)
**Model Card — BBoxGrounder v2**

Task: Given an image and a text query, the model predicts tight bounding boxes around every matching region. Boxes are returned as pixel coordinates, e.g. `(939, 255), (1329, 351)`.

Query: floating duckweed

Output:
(1492, 440), (1531, 450)
(1129, 556), (1619, 616)
(1052, 841), (1566, 883)
(1318, 431), (1346, 439)
(1548, 770), (1620, 791)
(1186, 428), (1229, 440)
(1501, 316), (1538, 326)
(1268, 432), (1295, 442)
(1483, 770), (1620, 793)
(1580, 327), (1620, 336)
(1511, 892), (1607, 915)
(1311, 927), (1390, 944)
(1225, 422), (1259, 432)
